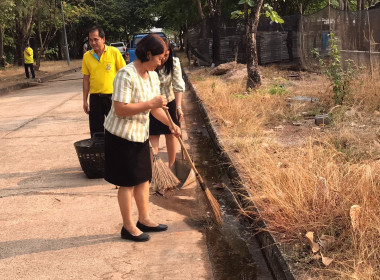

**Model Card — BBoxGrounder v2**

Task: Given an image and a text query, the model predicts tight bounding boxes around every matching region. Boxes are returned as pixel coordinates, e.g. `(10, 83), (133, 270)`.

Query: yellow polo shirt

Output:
(82, 45), (126, 94)
(24, 47), (34, 64)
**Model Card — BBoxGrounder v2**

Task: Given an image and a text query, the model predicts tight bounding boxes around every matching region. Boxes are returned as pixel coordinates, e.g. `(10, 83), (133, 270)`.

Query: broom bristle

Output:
(205, 188), (223, 225)
(151, 157), (180, 194)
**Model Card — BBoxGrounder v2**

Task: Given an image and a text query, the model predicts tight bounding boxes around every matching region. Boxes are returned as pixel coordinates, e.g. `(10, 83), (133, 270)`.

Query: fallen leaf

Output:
(305, 231), (320, 253)
(321, 252), (333, 266)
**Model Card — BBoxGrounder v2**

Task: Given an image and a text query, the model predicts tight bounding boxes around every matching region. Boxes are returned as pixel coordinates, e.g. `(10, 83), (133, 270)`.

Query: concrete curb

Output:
(0, 67), (81, 96)
(183, 72), (296, 280)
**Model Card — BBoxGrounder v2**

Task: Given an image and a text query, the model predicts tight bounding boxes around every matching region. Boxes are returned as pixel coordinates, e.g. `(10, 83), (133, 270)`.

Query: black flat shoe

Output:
(136, 221), (168, 232)
(121, 227), (150, 242)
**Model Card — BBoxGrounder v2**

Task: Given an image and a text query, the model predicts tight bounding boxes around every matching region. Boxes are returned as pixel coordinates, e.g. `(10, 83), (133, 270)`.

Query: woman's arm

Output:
(172, 57), (185, 122)
(175, 92), (184, 122)
(114, 96), (167, 117)
(151, 108), (181, 137)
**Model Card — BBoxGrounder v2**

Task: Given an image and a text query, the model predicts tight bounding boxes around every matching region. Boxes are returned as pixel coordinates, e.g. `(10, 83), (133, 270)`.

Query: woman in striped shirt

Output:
(149, 38), (186, 169)
(104, 34), (181, 242)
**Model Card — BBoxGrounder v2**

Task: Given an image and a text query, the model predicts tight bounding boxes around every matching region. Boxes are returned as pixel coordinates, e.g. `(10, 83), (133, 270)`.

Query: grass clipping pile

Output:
(186, 62), (380, 280)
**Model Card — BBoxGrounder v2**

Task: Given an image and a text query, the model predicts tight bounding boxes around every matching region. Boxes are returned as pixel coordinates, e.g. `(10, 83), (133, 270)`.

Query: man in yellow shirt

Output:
(24, 43), (35, 79)
(82, 26), (126, 137)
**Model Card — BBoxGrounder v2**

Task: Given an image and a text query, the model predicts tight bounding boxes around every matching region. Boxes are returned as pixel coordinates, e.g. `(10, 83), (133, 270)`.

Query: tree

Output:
(10, 0), (36, 66)
(244, 0), (264, 90)
(232, 1), (284, 90)
(34, 0), (61, 69)
(207, 0), (222, 66)
(152, 0), (199, 50)
(0, 0), (15, 67)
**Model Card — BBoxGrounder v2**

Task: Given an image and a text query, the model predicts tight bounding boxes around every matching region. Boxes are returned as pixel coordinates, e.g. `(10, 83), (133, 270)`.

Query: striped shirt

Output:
(104, 63), (161, 142)
(157, 57), (185, 102)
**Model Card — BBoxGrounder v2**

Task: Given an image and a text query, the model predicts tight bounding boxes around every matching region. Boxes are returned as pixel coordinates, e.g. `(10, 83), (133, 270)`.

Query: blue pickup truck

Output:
(125, 32), (167, 64)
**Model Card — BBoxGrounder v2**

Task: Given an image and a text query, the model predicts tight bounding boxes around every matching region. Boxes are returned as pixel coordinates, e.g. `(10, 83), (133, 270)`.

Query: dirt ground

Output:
(0, 60), (82, 88)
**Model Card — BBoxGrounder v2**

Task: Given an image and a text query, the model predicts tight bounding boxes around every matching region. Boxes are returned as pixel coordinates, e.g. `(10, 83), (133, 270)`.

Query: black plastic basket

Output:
(74, 132), (105, 179)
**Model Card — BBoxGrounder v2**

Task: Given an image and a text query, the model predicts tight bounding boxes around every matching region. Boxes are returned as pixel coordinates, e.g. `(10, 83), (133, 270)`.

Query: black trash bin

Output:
(74, 132), (105, 179)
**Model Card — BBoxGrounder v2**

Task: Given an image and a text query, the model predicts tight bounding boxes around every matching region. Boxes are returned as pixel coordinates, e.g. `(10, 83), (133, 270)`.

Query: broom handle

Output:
(164, 108), (206, 188)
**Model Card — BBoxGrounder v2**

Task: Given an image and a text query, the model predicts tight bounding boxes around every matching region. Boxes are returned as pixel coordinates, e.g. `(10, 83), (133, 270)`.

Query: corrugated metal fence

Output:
(185, 5), (380, 72)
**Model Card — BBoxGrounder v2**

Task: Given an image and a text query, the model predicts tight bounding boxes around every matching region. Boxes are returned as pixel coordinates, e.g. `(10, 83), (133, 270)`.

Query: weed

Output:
(312, 33), (356, 105)
(267, 78), (291, 95)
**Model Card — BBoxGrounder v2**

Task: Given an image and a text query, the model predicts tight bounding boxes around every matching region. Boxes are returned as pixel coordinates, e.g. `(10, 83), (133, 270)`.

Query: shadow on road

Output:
(0, 167), (110, 198)
(0, 234), (119, 260)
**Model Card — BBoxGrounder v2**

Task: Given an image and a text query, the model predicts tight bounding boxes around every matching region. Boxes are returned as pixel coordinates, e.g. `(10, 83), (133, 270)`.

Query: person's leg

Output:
(30, 64), (35, 79)
(165, 134), (178, 168)
(118, 186), (143, 236)
(24, 64), (30, 79)
(149, 135), (160, 156)
(98, 94), (112, 132)
(104, 94), (112, 115)
(164, 100), (180, 167)
(134, 180), (158, 227)
(89, 94), (104, 137)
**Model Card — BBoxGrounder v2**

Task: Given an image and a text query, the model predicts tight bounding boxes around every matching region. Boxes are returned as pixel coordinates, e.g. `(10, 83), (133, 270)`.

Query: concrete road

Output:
(0, 72), (213, 279)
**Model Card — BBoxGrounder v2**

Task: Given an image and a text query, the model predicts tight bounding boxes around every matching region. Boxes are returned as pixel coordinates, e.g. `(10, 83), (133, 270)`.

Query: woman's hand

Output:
(176, 108), (184, 122)
(150, 96), (167, 109)
(171, 124), (182, 138)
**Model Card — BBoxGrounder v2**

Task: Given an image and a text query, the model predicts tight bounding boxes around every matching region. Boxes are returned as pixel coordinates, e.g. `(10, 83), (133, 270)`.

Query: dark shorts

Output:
(104, 130), (152, 187)
(149, 100), (179, 135)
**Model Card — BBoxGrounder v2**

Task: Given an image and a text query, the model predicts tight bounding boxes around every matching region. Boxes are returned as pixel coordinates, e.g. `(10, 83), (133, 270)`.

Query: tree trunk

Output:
(195, 0), (207, 38)
(246, 0), (264, 90)
(0, 26), (5, 67)
(208, 0), (222, 66)
(13, 8), (34, 66)
(339, 0), (350, 10)
(357, 0), (364, 10)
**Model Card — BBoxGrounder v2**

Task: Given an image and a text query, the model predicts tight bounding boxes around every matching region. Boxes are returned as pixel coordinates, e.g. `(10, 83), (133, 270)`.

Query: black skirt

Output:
(149, 100), (180, 135)
(104, 130), (151, 187)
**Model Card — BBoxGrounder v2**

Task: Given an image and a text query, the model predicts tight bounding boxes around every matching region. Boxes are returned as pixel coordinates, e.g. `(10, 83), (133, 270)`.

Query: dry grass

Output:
(185, 61), (380, 279)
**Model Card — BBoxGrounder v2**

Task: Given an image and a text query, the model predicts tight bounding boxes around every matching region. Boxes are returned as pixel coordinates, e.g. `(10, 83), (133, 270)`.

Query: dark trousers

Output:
(89, 94), (112, 138)
(24, 63), (35, 79)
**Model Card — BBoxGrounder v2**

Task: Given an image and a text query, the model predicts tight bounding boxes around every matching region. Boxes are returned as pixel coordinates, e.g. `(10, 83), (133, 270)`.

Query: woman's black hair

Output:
(135, 34), (166, 62)
(157, 37), (173, 75)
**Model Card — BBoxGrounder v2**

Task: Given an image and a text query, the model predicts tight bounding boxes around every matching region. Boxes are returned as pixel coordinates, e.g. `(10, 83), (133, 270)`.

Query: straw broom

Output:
(150, 144), (180, 194)
(163, 109), (223, 226)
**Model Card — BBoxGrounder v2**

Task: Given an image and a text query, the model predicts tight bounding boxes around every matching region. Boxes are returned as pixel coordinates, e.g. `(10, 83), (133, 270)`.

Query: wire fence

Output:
(184, 5), (380, 74)
(299, 6), (380, 73)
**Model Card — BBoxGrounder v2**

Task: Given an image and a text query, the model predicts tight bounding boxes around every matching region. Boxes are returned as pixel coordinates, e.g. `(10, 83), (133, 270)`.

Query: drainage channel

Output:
(182, 90), (274, 280)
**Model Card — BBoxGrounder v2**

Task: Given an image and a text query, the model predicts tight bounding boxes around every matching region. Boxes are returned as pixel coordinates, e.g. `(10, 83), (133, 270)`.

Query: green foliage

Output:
(238, 0), (255, 6)
(231, 1), (284, 24)
(312, 33), (356, 105)
(45, 47), (59, 60)
(263, 4), (284, 23)
(152, 0), (197, 33)
(231, 10), (244, 19)
(0, 0), (15, 26)
(267, 78), (290, 95)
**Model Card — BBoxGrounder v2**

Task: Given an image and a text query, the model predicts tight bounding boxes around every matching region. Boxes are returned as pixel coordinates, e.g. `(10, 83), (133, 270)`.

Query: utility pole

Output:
(60, 1), (70, 66)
